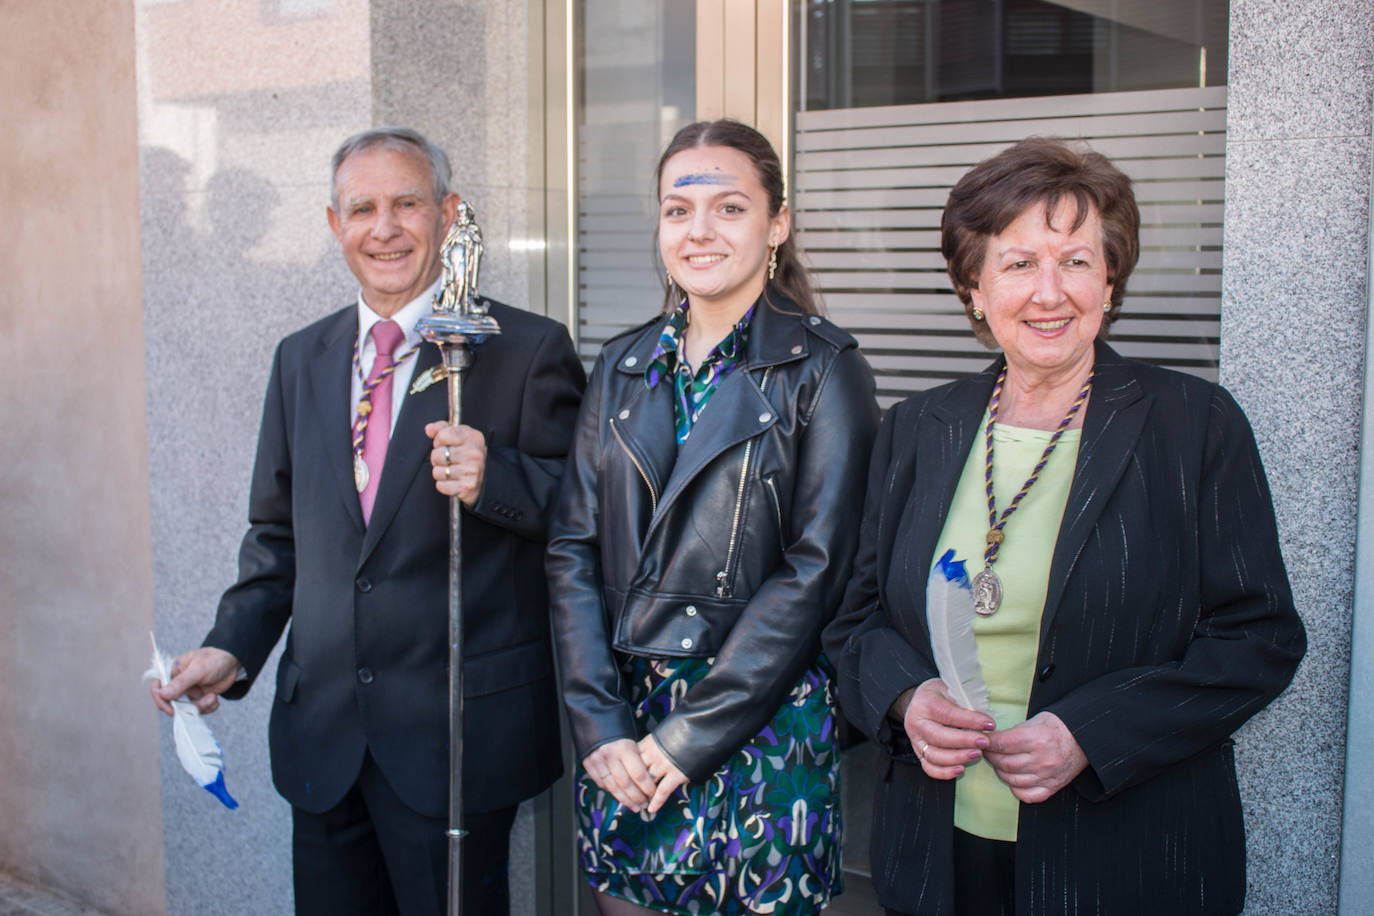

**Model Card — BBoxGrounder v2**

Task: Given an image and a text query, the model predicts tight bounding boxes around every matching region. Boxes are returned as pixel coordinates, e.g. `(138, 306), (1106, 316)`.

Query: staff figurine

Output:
(416, 200), (500, 916)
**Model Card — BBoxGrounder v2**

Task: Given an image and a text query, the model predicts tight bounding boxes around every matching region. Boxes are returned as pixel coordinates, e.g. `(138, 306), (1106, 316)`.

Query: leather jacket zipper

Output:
(763, 474), (783, 536)
(716, 368), (772, 598)
(610, 416), (657, 514)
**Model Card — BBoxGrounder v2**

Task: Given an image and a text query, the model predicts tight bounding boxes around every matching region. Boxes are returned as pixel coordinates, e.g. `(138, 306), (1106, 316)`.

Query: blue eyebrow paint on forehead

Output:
(673, 171), (736, 187)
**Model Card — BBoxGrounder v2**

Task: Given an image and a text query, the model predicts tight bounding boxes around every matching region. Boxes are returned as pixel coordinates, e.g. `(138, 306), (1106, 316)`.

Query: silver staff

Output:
(416, 200), (499, 916)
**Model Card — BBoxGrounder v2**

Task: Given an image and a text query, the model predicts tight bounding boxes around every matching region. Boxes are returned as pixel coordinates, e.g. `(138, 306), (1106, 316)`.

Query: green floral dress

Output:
(576, 657), (843, 914)
(575, 303), (844, 914)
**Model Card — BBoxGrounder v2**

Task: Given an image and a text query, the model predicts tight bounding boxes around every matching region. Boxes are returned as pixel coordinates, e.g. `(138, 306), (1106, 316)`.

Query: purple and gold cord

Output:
(982, 365), (1094, 568)
(350, 336), (423, 460)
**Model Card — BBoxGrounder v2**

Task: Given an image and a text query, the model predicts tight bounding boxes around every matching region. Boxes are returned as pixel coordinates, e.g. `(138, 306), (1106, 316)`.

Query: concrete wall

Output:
(1221, 1), (1374, 913)
(0, 2), (167, 914)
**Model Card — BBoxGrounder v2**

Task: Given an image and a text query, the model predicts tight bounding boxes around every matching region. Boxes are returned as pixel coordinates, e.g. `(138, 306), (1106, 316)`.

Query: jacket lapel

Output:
(359, 341), (446, 564)
(902, 367), (998, 596)
(649, 298), (806, 525)
(610, 319), (679, 517)
(308, 309), (366, 534)
(1039, 342), (1150, 642)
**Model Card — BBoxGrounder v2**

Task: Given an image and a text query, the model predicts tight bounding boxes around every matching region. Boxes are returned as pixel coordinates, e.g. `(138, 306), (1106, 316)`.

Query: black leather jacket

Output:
(546, 292), (879, 781)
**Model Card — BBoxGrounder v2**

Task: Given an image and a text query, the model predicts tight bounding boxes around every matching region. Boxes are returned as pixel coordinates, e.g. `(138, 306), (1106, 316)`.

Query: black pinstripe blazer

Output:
(824, 342), (1306, 916)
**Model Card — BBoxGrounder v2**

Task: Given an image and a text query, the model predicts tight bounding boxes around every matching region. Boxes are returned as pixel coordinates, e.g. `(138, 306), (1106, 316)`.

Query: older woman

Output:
(823, 137), (1306, 915)
(547, 120), (878, 915)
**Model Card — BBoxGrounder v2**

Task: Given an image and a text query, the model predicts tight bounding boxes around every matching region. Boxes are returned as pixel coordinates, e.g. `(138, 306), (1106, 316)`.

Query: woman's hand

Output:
(638, 735), (689, 815)
(425, 422), (486, 506)
(582, 739), (657, 813)
(983, 711), (1088, 803)
(902, 678), (997, 780)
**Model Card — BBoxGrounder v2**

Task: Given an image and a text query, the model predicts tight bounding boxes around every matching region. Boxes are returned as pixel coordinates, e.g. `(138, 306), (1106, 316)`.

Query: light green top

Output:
(934, 410), (1079, 842)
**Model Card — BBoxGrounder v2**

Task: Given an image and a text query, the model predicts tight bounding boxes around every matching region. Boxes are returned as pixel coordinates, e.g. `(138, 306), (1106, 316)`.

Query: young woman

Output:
(546, 120), (879, 915)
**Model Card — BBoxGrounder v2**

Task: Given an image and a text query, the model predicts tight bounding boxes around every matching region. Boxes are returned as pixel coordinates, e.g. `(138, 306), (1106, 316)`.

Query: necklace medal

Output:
(353, 454), (370, 493)
(972, 566), (1003, 617)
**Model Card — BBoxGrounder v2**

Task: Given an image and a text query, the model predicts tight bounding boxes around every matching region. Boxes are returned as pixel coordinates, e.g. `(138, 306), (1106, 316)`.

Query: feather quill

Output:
(143, 633), (239, 809)
(926, 550), (992, 715)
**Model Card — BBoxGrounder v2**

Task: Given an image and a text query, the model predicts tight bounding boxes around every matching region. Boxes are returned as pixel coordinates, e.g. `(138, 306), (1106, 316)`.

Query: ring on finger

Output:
(917, 739), (930, 759)
(443, 445), (451, 465)
(444, 465), (452, 480)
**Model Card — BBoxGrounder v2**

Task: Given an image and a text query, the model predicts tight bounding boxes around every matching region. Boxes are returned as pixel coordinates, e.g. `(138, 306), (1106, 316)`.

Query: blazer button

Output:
(684, 605), (697, 617)
(358, 667), (374, 684)
(618, 409), (630, 420)
(356, 577), (373, 593)
(1037, 663), (1055, 682)
(680, 637), (693, 650)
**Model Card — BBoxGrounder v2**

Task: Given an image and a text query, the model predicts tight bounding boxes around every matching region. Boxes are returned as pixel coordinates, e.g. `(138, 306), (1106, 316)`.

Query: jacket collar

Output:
(308, 308), (367, 534)
(612, 290), (813, 379)
(608, 291), (812, 532)
(1040, 340), (1149, 640)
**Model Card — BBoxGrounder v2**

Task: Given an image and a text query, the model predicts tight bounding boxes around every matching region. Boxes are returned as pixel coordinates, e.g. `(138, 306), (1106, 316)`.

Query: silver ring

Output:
(444, 445), (451, 465)
(917, 739), (929, 759)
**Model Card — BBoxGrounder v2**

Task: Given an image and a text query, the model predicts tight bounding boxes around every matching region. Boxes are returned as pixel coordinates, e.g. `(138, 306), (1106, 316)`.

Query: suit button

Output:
(680, 637), (693, 650)
(358, 668), (374, 684)
(618, 409), (630, 420)
(684, 605), (697, 617)
(1037, 663), (1055, 682)
(759, 412), (772, 423)
(356, 577), (373, 593)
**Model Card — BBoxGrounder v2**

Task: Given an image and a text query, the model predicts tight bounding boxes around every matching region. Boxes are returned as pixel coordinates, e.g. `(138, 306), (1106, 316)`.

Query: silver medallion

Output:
(972, 566), (1002, 617)
(353, 454), (369, 493)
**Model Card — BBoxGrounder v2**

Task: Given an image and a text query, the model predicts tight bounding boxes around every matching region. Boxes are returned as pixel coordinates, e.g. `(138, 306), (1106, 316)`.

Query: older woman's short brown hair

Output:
(940, 137), (1140, 347)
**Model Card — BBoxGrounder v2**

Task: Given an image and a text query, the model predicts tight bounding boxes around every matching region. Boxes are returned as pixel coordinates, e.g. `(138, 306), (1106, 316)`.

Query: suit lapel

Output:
(899, 368), (997, 602)
(360, 342), (446, 563)
(307, 309), (366, 534)
(1039, 343), (1151, 643)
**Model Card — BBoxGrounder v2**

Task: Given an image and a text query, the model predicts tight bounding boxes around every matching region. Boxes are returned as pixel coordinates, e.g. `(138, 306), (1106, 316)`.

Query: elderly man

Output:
(150, 127), (585, 915)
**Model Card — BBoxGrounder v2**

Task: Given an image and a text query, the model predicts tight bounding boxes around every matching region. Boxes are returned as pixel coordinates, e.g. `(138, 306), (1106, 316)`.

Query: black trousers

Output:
(292, 751), (519, 916)
(886, 829), (1016, 916)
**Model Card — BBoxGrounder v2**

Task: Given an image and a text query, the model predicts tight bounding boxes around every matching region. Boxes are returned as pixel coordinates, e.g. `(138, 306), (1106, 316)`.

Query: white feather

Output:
(926, 550), (992, 715)
(143, 633), (238, 809)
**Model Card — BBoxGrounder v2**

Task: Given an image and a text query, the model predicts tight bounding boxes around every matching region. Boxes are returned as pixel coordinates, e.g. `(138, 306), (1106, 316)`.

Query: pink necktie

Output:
(359, 320), (404, 523)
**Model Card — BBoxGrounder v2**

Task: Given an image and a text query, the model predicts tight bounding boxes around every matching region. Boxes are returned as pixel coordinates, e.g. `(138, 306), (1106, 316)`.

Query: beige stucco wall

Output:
(0, 2), (167, 914)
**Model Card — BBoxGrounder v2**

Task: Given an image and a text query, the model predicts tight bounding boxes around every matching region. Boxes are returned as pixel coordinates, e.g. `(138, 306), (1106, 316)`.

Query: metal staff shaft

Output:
(419, 200), (498, 916)
(441, 344), (472, 916)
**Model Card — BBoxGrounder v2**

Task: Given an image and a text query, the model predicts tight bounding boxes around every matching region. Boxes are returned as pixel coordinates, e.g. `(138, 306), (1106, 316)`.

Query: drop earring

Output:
(767, 243), (778, 281)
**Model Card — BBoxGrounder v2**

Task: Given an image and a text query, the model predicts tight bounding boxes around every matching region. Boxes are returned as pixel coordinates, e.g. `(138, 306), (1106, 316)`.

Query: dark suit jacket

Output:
(204, 299), (586, 818)
(824, 342), (1306, 916)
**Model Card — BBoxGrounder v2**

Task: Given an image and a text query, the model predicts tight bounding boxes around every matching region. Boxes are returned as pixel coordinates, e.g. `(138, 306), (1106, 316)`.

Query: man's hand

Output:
(150, 647), (241, 716)
(426, 421), (486, 507)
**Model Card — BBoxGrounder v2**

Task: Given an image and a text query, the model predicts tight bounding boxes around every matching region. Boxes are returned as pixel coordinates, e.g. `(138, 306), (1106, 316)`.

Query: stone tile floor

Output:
(0, 874), (107, 916)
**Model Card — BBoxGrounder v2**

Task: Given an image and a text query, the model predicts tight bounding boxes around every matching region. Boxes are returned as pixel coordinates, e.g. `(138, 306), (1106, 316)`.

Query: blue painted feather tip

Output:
(935, 549), (969, 586)
(204, 771), (239, 810)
